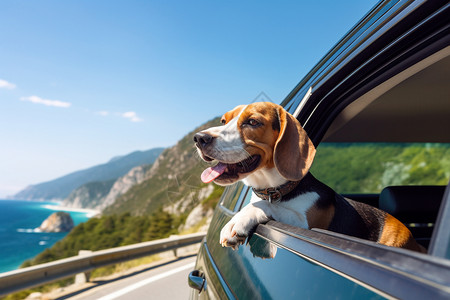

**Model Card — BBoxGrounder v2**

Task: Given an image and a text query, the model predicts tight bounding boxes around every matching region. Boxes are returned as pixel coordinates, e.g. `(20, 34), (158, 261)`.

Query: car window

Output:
(235, 142), (450, 211)
(311, 142), (450, 194)
(238, 186), (253, 209)
(219, 182), (245, 211)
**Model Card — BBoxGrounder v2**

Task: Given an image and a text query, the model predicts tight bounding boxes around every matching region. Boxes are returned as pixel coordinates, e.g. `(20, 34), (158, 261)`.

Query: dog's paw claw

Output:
(219, 233), (247, 250)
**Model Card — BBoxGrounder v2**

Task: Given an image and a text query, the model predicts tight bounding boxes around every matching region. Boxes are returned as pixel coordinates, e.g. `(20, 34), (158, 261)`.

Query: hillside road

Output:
(65, 256), (196, 300)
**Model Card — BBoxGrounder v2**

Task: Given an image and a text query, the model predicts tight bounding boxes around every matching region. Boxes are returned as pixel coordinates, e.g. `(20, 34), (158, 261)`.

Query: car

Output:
(188, 0), (450, 299)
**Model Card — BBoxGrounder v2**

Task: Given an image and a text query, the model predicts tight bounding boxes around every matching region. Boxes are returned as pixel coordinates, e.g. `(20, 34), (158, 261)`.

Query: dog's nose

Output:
(194, 132), (213, 148)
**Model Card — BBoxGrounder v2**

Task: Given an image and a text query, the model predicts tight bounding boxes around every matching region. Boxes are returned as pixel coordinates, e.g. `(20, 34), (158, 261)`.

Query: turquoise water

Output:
(0, 199), (90, 273)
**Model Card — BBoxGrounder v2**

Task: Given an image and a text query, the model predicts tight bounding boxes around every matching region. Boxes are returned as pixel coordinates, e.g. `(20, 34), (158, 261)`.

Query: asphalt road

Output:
(65, 256), (197, 300)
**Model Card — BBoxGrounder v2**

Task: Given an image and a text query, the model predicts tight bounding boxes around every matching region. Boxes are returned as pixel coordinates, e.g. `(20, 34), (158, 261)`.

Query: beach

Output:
(41, 204), (99, 218)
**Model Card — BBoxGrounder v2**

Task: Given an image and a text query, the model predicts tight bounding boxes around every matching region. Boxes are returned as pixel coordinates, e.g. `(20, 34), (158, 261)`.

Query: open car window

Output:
(311, 142), (449, 250)
(311, 142), (450, 194)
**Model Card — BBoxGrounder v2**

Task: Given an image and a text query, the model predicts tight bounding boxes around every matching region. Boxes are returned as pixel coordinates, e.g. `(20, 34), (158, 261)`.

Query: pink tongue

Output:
(201, 163), (227, 183)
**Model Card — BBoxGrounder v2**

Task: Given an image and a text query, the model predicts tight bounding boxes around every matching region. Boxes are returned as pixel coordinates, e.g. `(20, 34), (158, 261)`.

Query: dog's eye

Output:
(248, 119), (260, 126)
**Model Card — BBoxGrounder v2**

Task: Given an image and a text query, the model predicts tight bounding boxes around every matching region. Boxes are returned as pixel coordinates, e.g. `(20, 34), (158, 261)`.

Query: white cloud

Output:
(20, 95), (71, 108)
(95, 110), (143, 122)
(97, 111), (109, 116)
(0, 79), (16, 89)
(122, 111), (143, 122)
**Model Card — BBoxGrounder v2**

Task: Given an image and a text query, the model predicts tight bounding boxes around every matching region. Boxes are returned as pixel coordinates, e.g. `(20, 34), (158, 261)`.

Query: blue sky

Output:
(0, 0), (378, 197)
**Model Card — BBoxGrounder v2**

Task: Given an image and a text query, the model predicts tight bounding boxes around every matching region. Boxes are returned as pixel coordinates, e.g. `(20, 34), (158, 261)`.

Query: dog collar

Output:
(252, 180), (301, 203)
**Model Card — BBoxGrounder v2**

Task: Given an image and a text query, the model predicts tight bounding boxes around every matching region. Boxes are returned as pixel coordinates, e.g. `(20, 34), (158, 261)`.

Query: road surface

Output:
(65, 256), (196, 300)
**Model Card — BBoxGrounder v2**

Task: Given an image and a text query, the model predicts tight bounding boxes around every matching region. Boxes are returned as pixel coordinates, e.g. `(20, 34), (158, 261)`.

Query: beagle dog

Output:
(194, 102), (425, 253)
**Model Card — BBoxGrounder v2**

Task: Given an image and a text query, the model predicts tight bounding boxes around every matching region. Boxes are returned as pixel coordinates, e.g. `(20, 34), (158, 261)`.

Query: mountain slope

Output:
(104, 117), (222, 216)
(60, 179), (116, 209)
(12, 148), (164, 201)
(60, 164), (152, 210)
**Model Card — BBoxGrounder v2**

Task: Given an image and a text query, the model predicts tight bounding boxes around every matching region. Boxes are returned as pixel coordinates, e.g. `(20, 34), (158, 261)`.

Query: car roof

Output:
(280, 0), (449, 145)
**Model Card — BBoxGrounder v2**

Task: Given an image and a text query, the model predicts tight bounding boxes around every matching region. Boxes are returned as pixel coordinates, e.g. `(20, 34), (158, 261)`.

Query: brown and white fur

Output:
(194, 102), (425, 253)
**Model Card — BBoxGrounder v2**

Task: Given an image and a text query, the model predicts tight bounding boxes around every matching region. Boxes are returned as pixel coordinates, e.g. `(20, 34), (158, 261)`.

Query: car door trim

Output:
(255, 221), (450, 299)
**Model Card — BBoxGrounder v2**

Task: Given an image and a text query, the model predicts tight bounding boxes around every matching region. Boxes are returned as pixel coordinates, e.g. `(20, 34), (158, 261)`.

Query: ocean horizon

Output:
(0, 199), (94, 273)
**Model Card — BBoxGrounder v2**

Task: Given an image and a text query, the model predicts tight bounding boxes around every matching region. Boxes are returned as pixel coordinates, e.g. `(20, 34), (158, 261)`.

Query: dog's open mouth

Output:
(201, 155), (261, 183)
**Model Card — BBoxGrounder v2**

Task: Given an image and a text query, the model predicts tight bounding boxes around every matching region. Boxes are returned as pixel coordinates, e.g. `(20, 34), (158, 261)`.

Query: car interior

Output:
(317, 46), (450, 251)
(323, 47), (450, 144)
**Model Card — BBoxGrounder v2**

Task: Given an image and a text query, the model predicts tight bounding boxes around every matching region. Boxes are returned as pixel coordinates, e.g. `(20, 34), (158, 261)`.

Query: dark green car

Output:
(189, 0), (450, 299)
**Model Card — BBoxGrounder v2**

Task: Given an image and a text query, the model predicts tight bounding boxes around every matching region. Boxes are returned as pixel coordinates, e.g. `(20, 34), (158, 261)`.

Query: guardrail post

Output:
(74, 250), (92, 285)
(170, 235), (178, 257)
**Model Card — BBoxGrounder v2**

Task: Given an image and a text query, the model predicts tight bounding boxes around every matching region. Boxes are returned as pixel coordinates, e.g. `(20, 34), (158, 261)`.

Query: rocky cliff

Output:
(37, 212), (74, 233)
(60, 165), (151, 210)
(61, 180), (115, 209)
(97, 165), (149, 210)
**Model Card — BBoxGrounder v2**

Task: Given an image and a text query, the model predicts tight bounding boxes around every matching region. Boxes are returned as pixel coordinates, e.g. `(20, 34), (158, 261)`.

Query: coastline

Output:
(0, 200), (95, 273)
(42, 204), (100, 218)
(0, 200), (100, 218)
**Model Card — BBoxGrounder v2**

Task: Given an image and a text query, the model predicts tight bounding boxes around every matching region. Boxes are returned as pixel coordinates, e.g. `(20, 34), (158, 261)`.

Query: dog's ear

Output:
(273, 107), (316, 181)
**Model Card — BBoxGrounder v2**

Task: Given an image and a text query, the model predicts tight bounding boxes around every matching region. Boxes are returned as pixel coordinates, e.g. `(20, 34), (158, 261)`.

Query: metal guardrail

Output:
(0, 232), (205, 296)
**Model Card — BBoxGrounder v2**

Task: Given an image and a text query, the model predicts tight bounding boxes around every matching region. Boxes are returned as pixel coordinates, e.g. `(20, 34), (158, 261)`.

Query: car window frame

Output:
(429, 182), (450, 259)
(218, 182), (245, 213)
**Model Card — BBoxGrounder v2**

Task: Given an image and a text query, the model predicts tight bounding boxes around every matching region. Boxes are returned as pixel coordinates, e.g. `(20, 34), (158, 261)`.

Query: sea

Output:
(0, 199), (95, 273)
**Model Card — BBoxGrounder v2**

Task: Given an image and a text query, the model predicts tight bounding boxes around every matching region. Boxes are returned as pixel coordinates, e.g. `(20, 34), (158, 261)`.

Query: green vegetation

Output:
(21, 210), (181, 268)
(5, 210), (180, 300)
(311, 143), (450, 193)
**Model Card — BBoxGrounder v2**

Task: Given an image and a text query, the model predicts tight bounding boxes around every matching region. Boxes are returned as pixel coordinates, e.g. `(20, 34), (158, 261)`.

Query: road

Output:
(65, 256), (196, 300)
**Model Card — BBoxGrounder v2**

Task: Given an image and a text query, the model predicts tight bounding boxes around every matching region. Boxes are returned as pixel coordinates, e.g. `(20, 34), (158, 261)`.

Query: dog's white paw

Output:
(219, 202), (272, 249)
(219, 209), (261, 249)
(219, 220), (247, 250)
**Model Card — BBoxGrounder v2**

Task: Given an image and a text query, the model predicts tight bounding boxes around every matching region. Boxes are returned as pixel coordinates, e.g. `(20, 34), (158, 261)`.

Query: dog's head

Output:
(194, 102), (316, 187)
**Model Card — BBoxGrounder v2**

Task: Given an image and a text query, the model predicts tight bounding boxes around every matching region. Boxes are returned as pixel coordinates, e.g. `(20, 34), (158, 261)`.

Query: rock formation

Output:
(98, 165), (148, 210)
(37, 212), (74, 232)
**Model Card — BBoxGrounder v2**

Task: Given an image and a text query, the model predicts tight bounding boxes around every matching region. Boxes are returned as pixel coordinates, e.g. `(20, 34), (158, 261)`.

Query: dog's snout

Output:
(194, 132), (214, 148)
